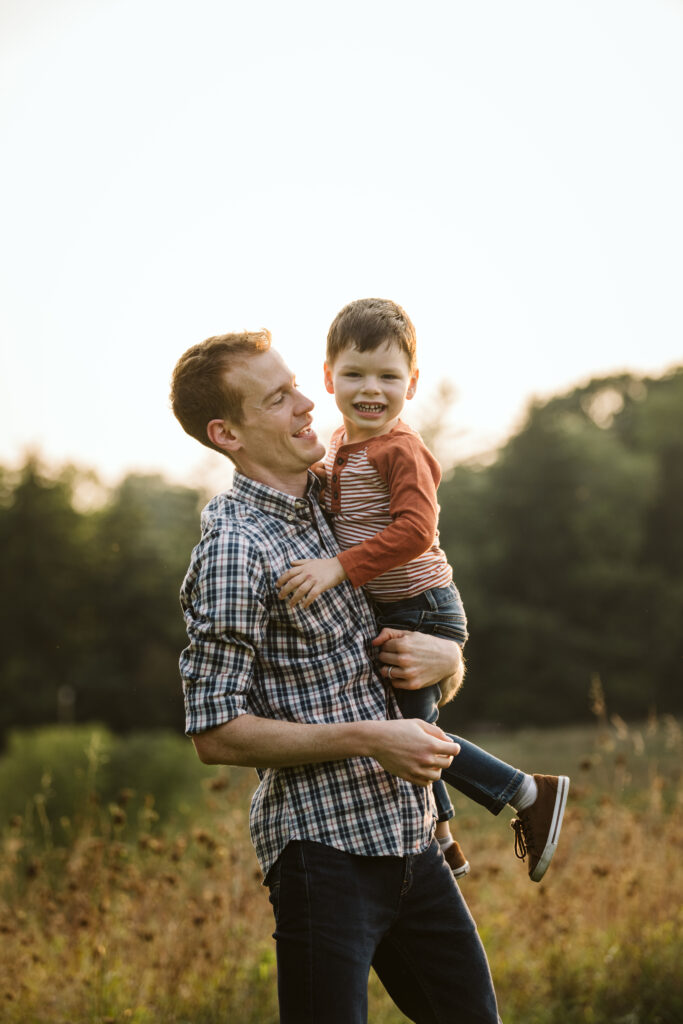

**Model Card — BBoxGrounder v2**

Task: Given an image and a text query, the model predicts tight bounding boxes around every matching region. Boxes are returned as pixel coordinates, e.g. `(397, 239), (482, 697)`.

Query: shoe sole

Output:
(530, 775), (570, 883)
(452, 860), (470, 880)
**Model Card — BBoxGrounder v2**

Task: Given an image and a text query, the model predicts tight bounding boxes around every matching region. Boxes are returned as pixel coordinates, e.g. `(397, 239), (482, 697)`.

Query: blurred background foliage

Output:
(1, 365), (681, 744)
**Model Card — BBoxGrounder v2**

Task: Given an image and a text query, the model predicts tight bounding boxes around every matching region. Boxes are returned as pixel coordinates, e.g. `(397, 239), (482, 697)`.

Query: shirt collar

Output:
(231, 469), (322, 520)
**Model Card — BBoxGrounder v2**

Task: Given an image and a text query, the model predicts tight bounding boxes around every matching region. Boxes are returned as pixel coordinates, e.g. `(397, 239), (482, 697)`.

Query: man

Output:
(171, 329), (502, 1023)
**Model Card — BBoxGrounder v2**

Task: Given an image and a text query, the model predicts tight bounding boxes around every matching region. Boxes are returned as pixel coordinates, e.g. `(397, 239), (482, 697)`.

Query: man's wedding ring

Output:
(386, 666), (393, 679)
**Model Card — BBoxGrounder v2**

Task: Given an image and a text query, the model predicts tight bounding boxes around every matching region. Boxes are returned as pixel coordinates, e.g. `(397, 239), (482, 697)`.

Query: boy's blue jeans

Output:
(373, 583), (523, 821)
(267, 837), (501, 1023)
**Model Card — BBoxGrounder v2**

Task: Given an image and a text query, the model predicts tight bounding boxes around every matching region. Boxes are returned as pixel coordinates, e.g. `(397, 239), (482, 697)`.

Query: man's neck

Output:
(235, 461), (309, 498)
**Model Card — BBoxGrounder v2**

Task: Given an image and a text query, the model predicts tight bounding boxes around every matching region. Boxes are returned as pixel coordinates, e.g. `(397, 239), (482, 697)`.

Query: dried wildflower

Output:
(208, 775), (231, 792)
(171, 837), (188, 862)
(192, 829), (217, 850)
(589, 674), (606, 720)
(25, 858), (41, 879)
(610, 714), (630, 741)
(108, 804), (127, 826)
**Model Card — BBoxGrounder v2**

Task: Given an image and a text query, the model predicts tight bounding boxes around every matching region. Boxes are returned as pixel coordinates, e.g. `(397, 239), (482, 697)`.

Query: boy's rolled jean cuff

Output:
(443, 733), (525, 816)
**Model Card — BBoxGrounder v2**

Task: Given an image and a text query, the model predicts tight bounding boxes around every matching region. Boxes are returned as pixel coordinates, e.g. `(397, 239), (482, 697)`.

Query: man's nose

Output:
(295, 391), (315, 413)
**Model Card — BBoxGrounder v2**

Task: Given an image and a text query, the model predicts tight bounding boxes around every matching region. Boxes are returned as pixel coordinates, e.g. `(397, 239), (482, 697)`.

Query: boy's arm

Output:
(191, 711), (460, 787)
(277, 435), (441, 608)
(339, 435), (441, 587)
(277, 554), (348, 607)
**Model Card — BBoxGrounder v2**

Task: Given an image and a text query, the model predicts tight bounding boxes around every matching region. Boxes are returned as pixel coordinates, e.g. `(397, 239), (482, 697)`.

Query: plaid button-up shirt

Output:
(179, 470), (435, 879)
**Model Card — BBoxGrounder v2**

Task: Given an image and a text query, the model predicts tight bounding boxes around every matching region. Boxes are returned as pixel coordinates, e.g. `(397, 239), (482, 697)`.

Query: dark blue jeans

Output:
(267, 838), (502, 1023)
(373, 584), (523, 820)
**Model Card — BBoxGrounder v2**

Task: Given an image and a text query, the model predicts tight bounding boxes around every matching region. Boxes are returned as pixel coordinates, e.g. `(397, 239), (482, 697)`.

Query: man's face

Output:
(226, 349), (325, 493)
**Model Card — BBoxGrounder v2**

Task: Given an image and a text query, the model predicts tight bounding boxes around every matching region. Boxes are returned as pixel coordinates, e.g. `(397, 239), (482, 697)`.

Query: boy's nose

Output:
(361, 377), (381, 393)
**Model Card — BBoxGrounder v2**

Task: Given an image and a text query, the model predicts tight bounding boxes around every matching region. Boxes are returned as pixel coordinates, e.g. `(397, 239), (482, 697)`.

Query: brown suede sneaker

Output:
(510, 774), (569, 882)
(443, 840), (470, 879)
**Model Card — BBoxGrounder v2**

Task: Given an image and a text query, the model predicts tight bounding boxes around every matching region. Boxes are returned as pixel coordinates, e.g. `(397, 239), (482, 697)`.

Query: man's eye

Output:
(273, 394), (285, 405)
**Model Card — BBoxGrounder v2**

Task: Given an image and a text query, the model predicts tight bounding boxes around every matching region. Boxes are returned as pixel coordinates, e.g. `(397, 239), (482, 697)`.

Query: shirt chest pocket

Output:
(268, 582), (366, 657)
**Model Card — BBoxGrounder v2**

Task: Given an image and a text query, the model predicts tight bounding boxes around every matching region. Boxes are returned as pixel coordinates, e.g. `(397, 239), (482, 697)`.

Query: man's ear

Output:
(406, 368), (420, 400)
(323, 362), (335, 395)
(207, 418), (242, 454)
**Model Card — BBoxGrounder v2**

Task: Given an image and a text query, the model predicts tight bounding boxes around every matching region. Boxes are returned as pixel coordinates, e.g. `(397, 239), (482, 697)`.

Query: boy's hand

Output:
(277, 557), (347, 609)
(309, 461), (327, 488)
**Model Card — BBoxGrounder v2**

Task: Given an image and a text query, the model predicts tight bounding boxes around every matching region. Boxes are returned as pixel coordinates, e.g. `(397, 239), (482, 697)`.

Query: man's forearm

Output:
(192, 713), (376, 768)
(192, 712), (461, 788)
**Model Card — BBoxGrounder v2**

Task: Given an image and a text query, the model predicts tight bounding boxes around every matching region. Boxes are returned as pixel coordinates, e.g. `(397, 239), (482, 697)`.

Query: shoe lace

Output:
(511, 817), (531, 861)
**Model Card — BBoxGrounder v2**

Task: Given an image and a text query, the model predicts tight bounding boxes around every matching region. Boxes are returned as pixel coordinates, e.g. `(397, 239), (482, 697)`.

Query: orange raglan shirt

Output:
(323, 421), (453, 601)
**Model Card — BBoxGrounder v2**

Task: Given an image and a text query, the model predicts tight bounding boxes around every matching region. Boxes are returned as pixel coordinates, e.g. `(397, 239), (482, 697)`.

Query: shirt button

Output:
(333, 491), (339, 499)
(332, 474), (337, 482)
(287, 514), (295, 522)
(337, 457), (344, 465)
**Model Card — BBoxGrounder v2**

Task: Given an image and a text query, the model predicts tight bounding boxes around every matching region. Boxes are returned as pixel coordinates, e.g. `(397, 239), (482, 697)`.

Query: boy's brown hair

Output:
(326, 298), (417, 372)
(170, 330), (271, 453)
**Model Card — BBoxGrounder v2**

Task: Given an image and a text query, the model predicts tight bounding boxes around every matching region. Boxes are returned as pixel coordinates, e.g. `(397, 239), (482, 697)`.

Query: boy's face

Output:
(324, 340), (419, 442)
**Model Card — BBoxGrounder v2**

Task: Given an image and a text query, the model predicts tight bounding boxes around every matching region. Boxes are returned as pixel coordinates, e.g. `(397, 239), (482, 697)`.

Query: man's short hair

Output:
(326, 298), (417, 372)
(170, 330), (272, 453)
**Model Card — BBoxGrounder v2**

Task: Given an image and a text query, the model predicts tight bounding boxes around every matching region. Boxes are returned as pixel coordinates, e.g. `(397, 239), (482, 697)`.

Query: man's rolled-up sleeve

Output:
(179, 526), (268, 735)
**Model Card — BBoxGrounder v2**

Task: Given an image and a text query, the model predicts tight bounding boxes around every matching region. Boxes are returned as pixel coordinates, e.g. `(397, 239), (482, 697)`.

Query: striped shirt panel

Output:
(179, 471), (435, 878)
(324, 426), (452, 600)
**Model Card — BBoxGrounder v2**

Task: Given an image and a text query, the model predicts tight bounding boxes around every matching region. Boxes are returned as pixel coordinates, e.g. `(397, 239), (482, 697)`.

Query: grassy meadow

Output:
(1, 705), (681, 1024)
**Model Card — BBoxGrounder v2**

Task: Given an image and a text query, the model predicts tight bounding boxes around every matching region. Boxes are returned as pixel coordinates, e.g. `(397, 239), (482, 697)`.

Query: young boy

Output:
(277, 297), (569, 881)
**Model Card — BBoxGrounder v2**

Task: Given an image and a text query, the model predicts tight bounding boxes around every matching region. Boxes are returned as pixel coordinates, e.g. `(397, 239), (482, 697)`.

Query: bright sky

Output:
(2, 0), (682, 490)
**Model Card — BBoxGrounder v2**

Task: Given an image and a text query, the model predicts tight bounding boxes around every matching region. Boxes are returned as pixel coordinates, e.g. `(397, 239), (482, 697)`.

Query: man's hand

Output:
(277, 556), (348, 608)
(372, 627), (464, 704)
(369, 718), (460, 786)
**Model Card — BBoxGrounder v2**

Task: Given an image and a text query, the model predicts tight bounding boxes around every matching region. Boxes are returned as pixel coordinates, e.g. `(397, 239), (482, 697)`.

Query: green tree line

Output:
(1, 366), (681, 743)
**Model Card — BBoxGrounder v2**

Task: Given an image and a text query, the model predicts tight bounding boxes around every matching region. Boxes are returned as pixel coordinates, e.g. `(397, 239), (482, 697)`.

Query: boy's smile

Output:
(324, 340), (419, 443)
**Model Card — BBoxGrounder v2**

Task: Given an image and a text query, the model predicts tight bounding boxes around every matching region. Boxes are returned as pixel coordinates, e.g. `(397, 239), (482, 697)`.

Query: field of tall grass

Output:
(1, 700), (681, 1023)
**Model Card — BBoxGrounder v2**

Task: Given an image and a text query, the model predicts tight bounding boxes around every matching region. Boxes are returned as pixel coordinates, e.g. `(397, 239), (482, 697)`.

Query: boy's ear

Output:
(207, 418), (243, 454)
(323, 362), (335, 394)
(406, 368), (420, 400)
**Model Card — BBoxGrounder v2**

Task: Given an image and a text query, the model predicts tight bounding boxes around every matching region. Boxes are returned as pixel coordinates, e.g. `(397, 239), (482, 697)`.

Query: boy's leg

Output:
(442, 733), (524, 814)
(379, 591), (525, 813)
(442, 751), (570, 882)
(375, 589), (568, 878)
(372, 839), (502, 1024)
